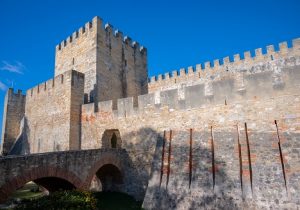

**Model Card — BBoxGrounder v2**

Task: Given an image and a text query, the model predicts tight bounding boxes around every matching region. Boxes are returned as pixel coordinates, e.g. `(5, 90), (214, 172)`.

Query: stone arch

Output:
(0, 166), (84, 203)
(84, 153), (124, 191)
(101, 129), (122, 148)
(95, 164), (123, 191)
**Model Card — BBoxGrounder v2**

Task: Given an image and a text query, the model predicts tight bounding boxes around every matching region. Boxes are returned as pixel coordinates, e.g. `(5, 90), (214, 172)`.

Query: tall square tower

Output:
(55, 16), (148, 108)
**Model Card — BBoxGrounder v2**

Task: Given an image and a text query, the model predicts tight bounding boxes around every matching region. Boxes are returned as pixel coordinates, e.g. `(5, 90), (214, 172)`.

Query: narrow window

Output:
(111, 133), (117, 148)
(72, 58), (75, 65)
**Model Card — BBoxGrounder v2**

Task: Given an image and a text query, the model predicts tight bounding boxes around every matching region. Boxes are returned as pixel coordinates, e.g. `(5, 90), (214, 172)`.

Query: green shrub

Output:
(15, 190), (97, 210)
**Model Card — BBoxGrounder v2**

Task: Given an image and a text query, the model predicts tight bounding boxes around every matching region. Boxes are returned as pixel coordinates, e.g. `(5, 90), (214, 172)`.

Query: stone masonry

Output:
(1, 16), (300, 209)
(55, 16), (148, 107)
(0, 149), (144, 203)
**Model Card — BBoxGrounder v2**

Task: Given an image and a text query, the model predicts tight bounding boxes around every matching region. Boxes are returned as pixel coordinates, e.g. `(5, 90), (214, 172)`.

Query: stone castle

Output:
(1, 16), (300, 209)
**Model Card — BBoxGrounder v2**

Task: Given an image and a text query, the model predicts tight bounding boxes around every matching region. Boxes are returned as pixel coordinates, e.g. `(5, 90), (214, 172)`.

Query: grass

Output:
(10, 182), (43, 200)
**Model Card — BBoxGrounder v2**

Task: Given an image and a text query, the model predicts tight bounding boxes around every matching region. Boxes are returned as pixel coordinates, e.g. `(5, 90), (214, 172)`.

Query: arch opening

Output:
(34, 177), (76, 192)
(0, 177), (77, 205)
(90, 164), (123, 192)
(111, 133), (117, 148)
(101, 129), (122, 149)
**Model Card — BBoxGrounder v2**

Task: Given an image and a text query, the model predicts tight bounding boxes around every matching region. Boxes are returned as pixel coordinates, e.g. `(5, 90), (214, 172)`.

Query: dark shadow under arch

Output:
(84, 152), (124, 191)
(96, 164), (123, 191)
(0, 166), (83, 203)
(34, 177), (75, 192)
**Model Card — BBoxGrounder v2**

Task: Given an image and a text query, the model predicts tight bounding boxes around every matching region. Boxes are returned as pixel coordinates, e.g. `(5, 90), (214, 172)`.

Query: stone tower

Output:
(55, 16), (148, 108)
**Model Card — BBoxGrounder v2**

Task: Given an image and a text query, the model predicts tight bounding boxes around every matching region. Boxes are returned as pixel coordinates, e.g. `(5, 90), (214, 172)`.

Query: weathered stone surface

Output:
(55, 16), (148, 105)
(0, 17), (300, 209)
(0, 89), (25, 155)
(0, 149), (144, 203)
(25, 70), (84, 153)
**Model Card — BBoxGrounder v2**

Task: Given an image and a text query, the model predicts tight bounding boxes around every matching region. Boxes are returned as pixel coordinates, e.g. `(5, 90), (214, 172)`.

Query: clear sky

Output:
(1, 0), (300, 141)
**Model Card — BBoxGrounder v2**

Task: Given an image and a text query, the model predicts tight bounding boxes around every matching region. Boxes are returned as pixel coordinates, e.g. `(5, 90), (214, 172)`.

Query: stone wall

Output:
(148, 38), (300, 94)
(25, 70), (84, 153)
(55, 16), (148, 106)
(81, 57), (300, 208)
(0, 89), (25, 155)
(95, 22), (148, 108)
(55, 18), (98, 102)
(0, 149), (144, 203)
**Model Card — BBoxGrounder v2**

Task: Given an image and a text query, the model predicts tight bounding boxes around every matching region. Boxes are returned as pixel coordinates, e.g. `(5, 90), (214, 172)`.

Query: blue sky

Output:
(1, 0), (300, 141)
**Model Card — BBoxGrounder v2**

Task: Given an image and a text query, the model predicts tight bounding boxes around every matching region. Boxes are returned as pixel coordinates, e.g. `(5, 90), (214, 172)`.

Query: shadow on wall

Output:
(8, 117), (30, 155)
(4, 126), (239, 208)
(119, 127), (161, 201)
(121, 128), (240, 209)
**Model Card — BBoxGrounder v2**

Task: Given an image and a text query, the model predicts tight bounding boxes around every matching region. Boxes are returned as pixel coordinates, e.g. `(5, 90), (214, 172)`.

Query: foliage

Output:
(14, 190), (97, 210)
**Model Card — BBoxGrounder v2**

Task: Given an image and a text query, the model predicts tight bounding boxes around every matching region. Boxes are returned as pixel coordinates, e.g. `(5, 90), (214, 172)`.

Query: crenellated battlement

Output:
(82, 59), (300, 120)
(149, 38), (300, 92)
(26, 70), (84, 98)
(1, 88), (26, 155)
(54, 16), (148, 104)
(55, 16), (147, 54)
(3, 16), (300, 209)
(7, 88), (26, 98)
(55, 17), (97, 52)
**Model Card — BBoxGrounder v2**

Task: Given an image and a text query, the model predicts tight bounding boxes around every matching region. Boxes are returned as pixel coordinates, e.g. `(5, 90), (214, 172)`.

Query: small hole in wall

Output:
(175, 79), (177, 83)
(271, 55), (274, 60)
(124, 60), (127, 67)
(72, 58), (75, 65)
(225, 99), (227, 105)
(84, 94), (88, 104)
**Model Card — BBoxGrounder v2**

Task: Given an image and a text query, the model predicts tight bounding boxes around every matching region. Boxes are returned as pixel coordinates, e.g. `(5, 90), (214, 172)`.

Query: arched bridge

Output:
(0, 149), (139, 203)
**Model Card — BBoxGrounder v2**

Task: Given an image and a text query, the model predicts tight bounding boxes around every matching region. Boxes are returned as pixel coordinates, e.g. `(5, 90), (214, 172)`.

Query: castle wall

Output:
(25, 70), (84, 153)
(95, 23), (148, 108)
(55, 18), (98, 103)
(0, 89), (26, 155)
(55, 16), (148, 106)
(80, 52), (300, 208)
(148, 38), (300, 93)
